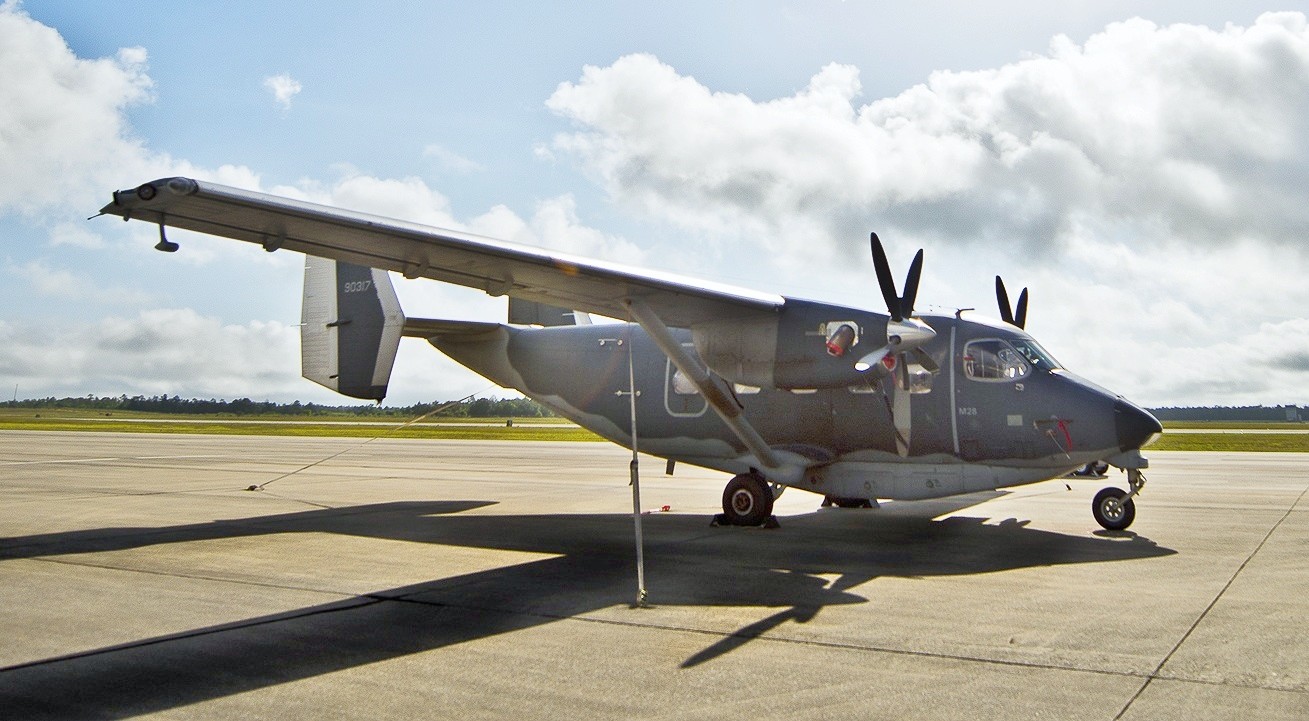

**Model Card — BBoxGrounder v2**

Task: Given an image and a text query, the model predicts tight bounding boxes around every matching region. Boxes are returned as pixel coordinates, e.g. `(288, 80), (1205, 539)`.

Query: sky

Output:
(2, 0), (1307, 408)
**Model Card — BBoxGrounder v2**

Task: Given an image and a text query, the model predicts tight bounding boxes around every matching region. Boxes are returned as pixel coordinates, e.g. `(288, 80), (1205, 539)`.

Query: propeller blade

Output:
(1014, 288), (1028, 329)
(892, 369), (911, 457)
(854, 346), (892, 373)
(870, 232), (902, 321)
(995, 276), (1014, 325)
(900, 249), (923, 319)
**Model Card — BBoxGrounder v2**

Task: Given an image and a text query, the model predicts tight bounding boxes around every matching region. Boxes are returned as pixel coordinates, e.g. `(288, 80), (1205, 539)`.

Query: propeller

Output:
(854, 232), (939, 457)
(995, 276), (1028, 329)
(855, 233), (937, 373)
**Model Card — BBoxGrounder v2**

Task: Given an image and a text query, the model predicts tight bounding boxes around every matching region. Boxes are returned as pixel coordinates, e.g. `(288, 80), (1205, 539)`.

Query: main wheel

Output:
(721, 473), (773, 526)
(1092, 487), (1136, 530)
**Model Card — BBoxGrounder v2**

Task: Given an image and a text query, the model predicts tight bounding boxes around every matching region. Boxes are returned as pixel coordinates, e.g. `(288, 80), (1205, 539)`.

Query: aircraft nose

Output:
(1115, 399), (1162, 451)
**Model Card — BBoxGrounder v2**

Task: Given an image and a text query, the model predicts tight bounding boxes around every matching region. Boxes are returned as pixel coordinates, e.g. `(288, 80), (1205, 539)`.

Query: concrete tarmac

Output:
(1, 431), (1305, 720)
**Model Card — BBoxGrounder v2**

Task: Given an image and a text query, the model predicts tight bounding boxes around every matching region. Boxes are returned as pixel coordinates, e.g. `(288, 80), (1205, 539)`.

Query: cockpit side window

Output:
(963, 339), (1030, 382)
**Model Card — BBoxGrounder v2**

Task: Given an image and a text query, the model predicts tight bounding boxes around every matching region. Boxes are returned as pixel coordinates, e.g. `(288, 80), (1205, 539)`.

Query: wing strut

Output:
(624, 298), (781, 471)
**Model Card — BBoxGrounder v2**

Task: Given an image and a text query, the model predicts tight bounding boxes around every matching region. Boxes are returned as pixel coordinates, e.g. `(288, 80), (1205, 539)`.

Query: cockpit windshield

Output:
(1009, 338), (1061, 372)
(962, 337), (1062, 383)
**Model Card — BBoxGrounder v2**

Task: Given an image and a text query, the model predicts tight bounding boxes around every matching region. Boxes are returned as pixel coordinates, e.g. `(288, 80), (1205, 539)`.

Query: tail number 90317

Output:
(343, 280), (373, 293)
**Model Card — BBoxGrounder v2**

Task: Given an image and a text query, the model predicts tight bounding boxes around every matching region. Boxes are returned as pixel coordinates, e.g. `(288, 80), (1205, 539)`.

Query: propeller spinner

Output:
(995, 276), (1029, 329)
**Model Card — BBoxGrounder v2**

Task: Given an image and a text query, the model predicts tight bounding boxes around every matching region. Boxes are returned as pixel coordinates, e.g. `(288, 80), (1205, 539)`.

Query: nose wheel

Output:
(1092, 469), (1146, 531)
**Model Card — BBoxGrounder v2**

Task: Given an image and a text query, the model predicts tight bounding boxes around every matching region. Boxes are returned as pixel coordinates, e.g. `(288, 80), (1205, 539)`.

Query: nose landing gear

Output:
(1092, 468), (1146, 531)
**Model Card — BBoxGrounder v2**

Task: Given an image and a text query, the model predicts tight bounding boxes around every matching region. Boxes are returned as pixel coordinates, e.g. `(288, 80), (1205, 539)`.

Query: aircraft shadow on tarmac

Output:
(0, 497), (1175, 718)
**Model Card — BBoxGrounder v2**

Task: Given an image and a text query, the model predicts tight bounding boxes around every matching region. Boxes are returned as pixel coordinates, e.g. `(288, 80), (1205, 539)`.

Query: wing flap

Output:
(103, 178), (783, 327)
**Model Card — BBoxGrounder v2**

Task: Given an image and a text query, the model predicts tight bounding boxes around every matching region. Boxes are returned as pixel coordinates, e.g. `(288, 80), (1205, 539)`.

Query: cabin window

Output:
(963, 339), (1030, 382)
(670, 368), (699, 395)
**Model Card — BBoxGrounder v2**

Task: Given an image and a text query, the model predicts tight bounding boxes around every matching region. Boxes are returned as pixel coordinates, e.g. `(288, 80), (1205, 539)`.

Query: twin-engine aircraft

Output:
(101, 178), (1161, 531)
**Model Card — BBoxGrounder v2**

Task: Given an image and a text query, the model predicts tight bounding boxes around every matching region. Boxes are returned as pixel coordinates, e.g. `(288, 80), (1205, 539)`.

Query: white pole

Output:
(627, 320), (647, 606)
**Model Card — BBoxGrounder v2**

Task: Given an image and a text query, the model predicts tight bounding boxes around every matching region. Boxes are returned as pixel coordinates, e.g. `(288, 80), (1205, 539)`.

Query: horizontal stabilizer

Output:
(402, 317), (502, 338)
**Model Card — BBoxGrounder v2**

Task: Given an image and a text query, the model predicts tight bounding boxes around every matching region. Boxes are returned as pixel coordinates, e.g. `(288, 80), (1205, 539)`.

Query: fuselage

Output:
(426, 301), (1161, 502)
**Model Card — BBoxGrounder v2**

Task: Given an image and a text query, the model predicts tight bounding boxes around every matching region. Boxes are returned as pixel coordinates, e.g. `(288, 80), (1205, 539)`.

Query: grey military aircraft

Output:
(101, 177), (1162, 531)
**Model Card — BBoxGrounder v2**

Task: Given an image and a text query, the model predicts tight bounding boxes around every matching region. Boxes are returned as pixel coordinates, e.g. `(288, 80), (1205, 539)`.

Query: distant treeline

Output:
(1149, 405), (1306, 422)
(2, 394), (556, 418)
(5, 395), (1303, 423)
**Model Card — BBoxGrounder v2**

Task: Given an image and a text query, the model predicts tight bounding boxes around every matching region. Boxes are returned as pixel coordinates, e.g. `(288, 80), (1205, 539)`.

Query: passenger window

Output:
(671, 368), (699, 395)
(963, 340), (1030, 382)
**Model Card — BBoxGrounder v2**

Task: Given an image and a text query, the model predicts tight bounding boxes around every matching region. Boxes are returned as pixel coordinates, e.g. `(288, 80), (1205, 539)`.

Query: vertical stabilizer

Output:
(301, 257), (404, 400)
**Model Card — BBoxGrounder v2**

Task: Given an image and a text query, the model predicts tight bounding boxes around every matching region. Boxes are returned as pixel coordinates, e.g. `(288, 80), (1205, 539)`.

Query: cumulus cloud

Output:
(286, 170), (643, 265)
(538, 15), (1309, 405)
(422, 144), (484, 174)
(263, 72), (302, 111)
(0, 4), (641, 404)
(48, 221), (105, 249)
(7, 259), (155, 305)
(547, 14), (1309, 259)
(0, 308), (305, 399)
(0, 5), (262, 221)
(0, 4), (155, 216)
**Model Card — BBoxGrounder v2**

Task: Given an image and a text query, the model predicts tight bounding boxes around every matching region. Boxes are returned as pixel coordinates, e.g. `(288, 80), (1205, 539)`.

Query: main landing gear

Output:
(1092, 468), (1146, 531)
(715, 472), (778, 527)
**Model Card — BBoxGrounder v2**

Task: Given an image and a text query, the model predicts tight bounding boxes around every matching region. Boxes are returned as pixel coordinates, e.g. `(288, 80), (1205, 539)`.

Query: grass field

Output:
(0, 409), (605, 441)
(1, 411), (1304, 451)
(1161, 421), (1308, 431)
(1148, 433), (1309, 453)
(0, 408), (570, 424)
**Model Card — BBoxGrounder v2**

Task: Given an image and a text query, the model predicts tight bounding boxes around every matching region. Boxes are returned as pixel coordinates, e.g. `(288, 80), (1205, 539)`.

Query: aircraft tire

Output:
(1092, 487), (1135, 531)
(722, 473), (773, 526)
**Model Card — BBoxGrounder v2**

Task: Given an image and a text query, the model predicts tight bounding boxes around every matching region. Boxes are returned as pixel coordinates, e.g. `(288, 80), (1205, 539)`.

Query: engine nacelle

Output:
(692, 299), (902, 390)
(691, 315), (779, 388)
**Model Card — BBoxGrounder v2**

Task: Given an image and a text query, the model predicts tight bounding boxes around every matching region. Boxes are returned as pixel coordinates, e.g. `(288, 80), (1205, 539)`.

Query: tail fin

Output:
(301, 256), (404, 401)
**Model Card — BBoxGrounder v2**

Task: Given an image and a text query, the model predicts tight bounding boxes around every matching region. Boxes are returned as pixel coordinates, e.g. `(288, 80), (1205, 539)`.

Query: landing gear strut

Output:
(717, 472), (775, 526)
(1092, 468), (1146, 531)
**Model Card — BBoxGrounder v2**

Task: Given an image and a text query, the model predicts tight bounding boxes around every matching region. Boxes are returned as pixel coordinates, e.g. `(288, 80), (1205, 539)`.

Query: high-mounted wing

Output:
(101, 178), (782, 327)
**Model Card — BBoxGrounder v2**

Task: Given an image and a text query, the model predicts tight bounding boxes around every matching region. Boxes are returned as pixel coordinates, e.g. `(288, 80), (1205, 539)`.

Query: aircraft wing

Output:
(100, 178), (783, 327)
